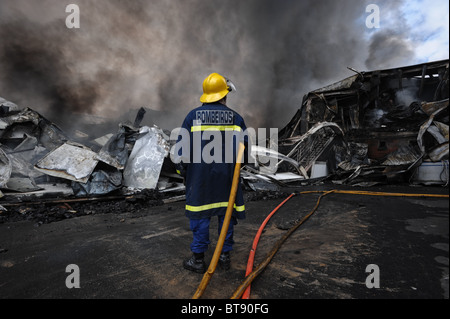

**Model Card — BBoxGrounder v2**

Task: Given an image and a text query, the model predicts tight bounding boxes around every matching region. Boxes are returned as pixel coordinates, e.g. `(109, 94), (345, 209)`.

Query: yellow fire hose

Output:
(298, 189), (449, 198)
(192, 142), (246, 299)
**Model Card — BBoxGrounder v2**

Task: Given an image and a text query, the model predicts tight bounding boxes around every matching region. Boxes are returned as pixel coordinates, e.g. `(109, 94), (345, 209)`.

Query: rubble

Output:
(0, 97), (178, 208)
(267, 59), (449, 188)
(71, 165), (122, 197)
(0, 188), (165, 224)
(0, 101), (178, 223)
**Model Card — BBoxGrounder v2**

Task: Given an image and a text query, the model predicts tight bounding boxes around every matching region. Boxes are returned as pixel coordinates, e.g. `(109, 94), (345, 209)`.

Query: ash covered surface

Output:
(0, 189), (165, 225)
(0, 188), (292, 225)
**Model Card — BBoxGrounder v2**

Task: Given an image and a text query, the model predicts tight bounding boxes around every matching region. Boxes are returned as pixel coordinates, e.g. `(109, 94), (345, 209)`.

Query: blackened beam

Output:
(419, 65), (427, 98)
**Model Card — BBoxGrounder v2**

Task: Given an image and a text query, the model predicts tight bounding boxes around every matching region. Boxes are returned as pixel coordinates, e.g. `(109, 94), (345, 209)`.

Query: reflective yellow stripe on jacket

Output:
(191, 125), (242, 132)
(186, 202), (245, 212)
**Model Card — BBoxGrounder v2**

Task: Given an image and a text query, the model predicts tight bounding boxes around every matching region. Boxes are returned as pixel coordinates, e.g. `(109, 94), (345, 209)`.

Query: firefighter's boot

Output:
(183, 253), (206, 274)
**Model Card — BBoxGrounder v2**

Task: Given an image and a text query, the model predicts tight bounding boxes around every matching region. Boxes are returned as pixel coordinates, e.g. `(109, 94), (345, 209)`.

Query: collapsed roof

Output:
(280, 59), (448, 137)
(244, 60), (449, 189)
(274, 59), (449, 186)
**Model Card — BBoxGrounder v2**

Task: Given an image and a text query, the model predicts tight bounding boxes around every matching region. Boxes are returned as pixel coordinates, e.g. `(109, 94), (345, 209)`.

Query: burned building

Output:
(276, 59), (449, 186)
(1, 60), (449, 206)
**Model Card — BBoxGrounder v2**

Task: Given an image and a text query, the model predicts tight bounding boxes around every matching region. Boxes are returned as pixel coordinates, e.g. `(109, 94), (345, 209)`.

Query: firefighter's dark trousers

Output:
(189, 215), (237, 254)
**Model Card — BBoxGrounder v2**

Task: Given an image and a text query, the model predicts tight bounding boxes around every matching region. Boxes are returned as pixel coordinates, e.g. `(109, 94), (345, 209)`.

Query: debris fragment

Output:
(35, 142), (99, 183)
(0, 148), (11, 189)
(123, 126), (170, 190)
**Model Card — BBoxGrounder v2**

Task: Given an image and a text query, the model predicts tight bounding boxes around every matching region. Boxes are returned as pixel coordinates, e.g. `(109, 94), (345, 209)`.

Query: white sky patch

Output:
(362, 0), (449, 65)
(400, 0), (449, 62)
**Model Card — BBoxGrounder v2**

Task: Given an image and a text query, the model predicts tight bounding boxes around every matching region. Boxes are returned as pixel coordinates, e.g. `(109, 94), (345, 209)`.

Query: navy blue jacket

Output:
(175, 103), (248, 220)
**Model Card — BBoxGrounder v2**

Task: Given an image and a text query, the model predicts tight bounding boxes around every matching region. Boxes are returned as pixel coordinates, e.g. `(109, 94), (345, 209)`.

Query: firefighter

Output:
(175, 72), (249, 273)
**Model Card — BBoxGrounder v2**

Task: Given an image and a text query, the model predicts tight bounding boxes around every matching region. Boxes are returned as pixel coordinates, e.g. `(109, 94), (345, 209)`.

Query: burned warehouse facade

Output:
(274, 59), (449, 187)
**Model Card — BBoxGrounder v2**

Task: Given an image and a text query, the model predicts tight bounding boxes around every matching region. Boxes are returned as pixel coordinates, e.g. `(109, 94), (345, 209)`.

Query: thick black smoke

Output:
(0, 0), (419, 131)
(0, 19), (102, 115)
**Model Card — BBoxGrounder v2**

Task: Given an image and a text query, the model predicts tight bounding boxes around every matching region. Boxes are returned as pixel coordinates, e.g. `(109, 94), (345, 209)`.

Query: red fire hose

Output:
(241, 193), (295, 299)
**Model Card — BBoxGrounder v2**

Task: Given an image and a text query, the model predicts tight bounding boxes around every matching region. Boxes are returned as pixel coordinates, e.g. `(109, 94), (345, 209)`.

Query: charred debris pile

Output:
(0, 103), (180, 223)
(1, 59), (449, 224)
(249, 59), (448, 189)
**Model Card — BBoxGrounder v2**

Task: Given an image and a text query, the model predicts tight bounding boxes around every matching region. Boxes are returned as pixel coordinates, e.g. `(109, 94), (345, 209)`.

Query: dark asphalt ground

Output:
(0, 184), (448, 305)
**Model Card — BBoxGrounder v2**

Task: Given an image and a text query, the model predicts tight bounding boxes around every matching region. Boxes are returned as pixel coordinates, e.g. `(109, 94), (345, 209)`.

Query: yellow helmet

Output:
(200, 73), (230, 103)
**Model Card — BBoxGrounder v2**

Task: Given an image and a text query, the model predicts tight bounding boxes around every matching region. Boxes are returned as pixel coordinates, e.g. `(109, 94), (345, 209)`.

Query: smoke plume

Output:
(0, 0), (422, 131)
